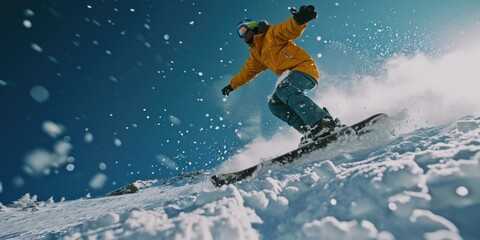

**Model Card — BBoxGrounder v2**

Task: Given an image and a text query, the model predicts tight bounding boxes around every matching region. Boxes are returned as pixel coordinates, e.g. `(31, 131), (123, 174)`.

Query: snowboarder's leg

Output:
(275, 71), (330, 127)
(268, 93), (308, 133)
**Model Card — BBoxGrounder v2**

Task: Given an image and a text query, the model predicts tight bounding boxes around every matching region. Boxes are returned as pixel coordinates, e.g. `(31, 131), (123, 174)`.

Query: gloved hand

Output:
(221, 84), (235, 96)
(290, 5), (317, 25)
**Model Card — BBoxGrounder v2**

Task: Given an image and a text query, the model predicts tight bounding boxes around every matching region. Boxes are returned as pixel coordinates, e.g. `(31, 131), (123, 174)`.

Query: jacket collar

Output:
(249, 23), (271, 47)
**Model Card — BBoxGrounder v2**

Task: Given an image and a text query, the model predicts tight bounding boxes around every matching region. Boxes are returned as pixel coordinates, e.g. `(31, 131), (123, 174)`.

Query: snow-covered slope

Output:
(1, 115), (480, 240)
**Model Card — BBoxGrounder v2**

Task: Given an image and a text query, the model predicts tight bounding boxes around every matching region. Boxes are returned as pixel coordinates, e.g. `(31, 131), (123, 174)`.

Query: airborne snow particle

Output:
(23, 20), (32, 28)
(13, 176), (25, 188)
(84, 132), (94, 143)
(330, 198), (337, 206)
(317, 53), (323, 58)
(55, 141), (72, 156)
(30, 85), (50, 103)
(24, 9), (35, 17)
(316, 36), (322, 41)
(156, 154), (178, 170)
(0, 181), (3, 194)
(114, 138), (122, 147)
(66, 164), (75, 172)
(99, 162), (107, 171)
(169, 115), (181, 126)
(0, 79), (7, 86)
(456, 186), (469, 197)
(164, 34), (169, 40)
(48, 56), (58, 63)
(42, 121), (65, 138)
(388, 202), (398, 211)
(198, 72), (203, 76)
(89, 173), (108, 189)
(109, 76), (118, 82)
(31, 43), (43, 53)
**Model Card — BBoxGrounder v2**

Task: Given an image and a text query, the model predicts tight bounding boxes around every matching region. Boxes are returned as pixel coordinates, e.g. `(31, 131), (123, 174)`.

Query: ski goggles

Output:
(236, 19), (257, 38)
(237, 26), (249, 38)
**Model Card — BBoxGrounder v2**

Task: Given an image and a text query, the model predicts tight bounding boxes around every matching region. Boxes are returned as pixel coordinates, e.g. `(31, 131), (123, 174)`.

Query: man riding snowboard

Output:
(222, 5), (343, 146)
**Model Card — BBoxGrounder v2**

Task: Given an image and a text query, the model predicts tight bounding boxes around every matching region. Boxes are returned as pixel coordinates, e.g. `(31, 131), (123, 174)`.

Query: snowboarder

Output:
(221, 5), (342, 146)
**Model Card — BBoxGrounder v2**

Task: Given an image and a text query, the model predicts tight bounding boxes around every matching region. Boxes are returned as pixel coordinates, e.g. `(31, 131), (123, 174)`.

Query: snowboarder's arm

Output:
(230, 54), (267, 89)
(269, 17), (307, 44)
(269, 5), (317, 44)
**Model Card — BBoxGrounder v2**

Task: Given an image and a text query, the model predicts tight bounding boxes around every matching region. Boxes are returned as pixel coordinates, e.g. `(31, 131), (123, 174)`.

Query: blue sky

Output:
(1, 0), (479, 204)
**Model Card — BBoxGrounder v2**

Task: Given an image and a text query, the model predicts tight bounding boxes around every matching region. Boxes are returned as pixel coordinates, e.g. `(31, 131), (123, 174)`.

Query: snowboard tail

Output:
(211, 113), (388, 188)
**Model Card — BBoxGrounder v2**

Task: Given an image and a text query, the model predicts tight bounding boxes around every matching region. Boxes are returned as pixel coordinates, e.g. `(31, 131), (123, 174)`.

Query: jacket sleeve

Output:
(230, 54), (267, 89)
(269, 17), (307, 44)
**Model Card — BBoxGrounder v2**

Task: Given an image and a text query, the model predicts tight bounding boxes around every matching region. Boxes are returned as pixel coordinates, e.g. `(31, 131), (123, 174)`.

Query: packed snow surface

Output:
(1, 115), (480, 239)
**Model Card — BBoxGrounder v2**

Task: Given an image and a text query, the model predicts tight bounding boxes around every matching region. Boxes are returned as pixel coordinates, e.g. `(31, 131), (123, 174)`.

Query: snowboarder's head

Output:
(236, 19), (258, 44)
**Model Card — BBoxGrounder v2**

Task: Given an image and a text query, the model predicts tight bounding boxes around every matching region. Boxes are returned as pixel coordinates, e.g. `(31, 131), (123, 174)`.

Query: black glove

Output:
(290, 5), (317, 25)
(221, 84), (235, 96)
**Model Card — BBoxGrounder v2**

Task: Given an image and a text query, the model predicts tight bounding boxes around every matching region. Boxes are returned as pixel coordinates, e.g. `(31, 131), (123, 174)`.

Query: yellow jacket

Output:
(230, 17), (319, 89)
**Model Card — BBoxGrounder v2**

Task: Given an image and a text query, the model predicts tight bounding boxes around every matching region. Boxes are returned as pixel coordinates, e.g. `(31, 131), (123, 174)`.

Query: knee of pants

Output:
(275, 82), (303, 103)
(276, 81), (292, 94)
(275, 83), (289, 103)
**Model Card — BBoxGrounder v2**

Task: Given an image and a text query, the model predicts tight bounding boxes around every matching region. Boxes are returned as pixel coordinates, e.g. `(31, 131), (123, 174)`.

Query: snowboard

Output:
(211, 113), (388, 188)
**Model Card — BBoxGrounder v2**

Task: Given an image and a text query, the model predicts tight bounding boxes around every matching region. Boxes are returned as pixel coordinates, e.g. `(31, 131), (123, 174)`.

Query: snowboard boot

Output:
(299, 116), (345, 147)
